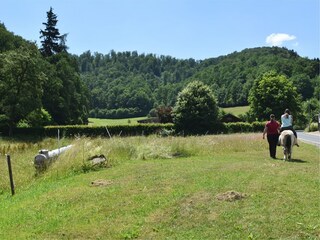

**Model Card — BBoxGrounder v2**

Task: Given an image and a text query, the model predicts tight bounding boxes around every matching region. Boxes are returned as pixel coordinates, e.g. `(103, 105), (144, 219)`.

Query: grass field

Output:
(88, 106), (249, 127)
(0, 134), (319, 239)
(222, 106), (250, 116)
(88, 117), (148, 126)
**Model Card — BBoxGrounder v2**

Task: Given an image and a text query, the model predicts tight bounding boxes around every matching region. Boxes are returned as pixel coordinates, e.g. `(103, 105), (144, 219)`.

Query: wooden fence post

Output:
(6, 154), (15, 196)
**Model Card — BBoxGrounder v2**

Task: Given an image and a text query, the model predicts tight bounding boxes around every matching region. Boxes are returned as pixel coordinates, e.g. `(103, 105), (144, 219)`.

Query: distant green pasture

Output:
(88, 106), (249, 126)
(88, 116), (148, 126)
(222, 105), (250, 116)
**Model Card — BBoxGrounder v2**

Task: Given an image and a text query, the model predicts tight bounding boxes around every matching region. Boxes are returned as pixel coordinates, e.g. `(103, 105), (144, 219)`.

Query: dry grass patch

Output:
(90, 179), (113, 187)
(216, 190), (247, 202)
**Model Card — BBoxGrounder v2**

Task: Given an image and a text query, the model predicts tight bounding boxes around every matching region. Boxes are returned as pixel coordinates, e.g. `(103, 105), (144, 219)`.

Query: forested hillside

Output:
(77, 47), (319, 118)
(0, 20), (89, 133)
(1, 14), (319, 125)
(77, 51), (199, 118)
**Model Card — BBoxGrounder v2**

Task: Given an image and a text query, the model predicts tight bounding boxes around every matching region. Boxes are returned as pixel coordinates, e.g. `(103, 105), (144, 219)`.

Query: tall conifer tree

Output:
(40, 7), (67, 57)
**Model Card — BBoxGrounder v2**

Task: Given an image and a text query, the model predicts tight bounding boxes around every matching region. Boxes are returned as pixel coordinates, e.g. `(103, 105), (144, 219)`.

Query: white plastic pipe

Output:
(34, 145), (73, 171)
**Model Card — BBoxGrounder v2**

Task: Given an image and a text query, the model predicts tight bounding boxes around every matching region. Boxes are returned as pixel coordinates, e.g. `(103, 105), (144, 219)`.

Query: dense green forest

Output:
(0, 14), (89, 133)
(77, 47), (319, 118)
(0, 7), (319, 129)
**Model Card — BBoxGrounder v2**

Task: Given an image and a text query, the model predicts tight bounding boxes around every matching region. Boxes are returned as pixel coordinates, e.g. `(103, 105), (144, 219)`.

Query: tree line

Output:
(0, 7), (319, 134)
(0, 8), (89, 134)
(77, 47), (319, 119)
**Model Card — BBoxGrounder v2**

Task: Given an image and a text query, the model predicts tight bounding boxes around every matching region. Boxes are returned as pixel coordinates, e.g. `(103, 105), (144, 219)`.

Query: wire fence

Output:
(0, 132), (77, 195)
(0, 139), (60, 195)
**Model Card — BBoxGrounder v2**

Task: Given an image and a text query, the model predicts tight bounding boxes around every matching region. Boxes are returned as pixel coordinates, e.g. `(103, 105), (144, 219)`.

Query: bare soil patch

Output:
(91, 179), (113, 187)
(216, 190), (246, 202)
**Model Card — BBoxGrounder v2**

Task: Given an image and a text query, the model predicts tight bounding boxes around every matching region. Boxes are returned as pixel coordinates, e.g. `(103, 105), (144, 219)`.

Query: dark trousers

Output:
(267, 134), (279, 158)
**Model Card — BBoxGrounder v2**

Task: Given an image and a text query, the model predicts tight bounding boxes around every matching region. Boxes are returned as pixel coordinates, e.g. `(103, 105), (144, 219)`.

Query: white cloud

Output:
(266, 33), (297, 46)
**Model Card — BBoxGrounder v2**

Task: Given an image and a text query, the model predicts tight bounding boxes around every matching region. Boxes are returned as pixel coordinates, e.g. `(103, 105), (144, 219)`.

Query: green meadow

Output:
(88, 117), (148, 126)
(88, 106), (249, 127)
(222, 106), (250, 116)
(0, 133), (319, 239)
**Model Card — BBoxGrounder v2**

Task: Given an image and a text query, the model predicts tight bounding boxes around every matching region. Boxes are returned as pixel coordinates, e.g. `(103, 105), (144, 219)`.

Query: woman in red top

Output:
(263, 114), (280, 159)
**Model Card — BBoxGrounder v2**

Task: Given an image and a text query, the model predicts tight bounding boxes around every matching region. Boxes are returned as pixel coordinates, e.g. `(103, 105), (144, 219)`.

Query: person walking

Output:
(263, 114), (280, 159)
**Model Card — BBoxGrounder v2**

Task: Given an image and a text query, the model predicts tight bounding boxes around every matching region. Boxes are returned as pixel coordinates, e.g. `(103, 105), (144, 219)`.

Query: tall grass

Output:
(39, 134), (265, 181)
(0, 134), (319, 239)
(0, 137), (71, 192)
(0, 134), (262, 194)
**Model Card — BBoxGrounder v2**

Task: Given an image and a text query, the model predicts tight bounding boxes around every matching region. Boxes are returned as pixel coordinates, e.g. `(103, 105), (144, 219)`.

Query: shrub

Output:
(305, 122), (319, 132)
(0, 122), (266, 138)
(173, 81), (219, 134)
(18, 108), (53, 127)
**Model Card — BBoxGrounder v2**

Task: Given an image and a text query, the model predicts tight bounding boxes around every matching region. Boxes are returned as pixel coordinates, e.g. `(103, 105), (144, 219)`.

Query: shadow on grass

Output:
(289, 158), (307, 163)
(273, 158), (307, 163)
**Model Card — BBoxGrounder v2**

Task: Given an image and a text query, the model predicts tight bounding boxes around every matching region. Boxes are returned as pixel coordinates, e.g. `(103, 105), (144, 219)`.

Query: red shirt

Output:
(265, 120), (280, 135)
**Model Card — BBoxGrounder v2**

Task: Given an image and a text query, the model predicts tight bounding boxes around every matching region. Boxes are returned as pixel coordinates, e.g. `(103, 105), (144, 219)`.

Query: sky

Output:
(1, 0), (319, 60)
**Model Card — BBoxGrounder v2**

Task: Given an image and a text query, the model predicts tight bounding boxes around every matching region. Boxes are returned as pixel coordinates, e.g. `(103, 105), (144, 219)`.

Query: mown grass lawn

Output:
(222, 106), (250, 116)
(88, 117), (148, 126)
(0, 134), (319, 239)
(88, 106), (249, 127)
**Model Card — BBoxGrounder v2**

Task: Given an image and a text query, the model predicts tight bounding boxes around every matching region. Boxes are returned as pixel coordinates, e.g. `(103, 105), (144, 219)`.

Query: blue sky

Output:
(1, 0), (319, 60)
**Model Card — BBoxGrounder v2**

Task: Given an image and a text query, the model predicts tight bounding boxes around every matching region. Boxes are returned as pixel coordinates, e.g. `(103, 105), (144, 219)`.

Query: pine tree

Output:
(40, 7), (67, 57)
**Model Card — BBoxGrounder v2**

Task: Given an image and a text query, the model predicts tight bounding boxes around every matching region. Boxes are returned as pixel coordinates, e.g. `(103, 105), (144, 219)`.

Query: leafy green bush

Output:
(305, 122), (319, 132)
(44, 124), (175, 137)
(89, 107), (143, 119)
(18, 108), (53, 127)
(224, 122), (264, 133)
(173, 81), (219, 134)
(0, 122), (265, 138)
(225, 122), (252, 133)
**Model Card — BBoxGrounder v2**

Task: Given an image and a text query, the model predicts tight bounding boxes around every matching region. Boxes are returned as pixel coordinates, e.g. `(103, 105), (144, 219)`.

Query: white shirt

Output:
(281, 114), (292, 127)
